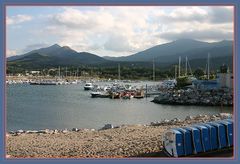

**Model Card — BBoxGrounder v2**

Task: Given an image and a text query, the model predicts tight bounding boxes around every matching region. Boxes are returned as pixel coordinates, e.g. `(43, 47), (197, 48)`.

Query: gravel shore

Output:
(6, 113), (232, 158)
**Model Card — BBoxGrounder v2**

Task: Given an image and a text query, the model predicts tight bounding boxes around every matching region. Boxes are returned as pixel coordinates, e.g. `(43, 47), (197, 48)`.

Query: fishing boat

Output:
(134, 89), (145, 98)
(110, 92), (121, 99)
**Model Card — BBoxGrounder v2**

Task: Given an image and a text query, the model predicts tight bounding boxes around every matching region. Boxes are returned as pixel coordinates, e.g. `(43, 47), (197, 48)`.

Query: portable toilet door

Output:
(223, 119), (233, 146)
(193, 125), (211, 152)
(207, 122), (228, 148)
(183, 127), (203, 154)
(175, 128), (194, 156)
(215, 120), (233, 147)
(163, 129), (185, 157)
(200, 123), (218, 150)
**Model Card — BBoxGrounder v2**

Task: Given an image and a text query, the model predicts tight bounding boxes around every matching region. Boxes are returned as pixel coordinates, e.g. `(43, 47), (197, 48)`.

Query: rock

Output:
(37, 130), (47, 134)
(72, 128), (79, 132)
(196, 114), (203, 119)
(17, 129), (24, 133)
(45, 129), (51, 134)
(100, 124), (113, 130)
(219, 113), (232, 119)
(26, 130), (38, 134)
(185, 115), (193, 120)
(210, 115), (218, 120)
(62, 129), (68, 133)
(212, 114), (217, 118)
(164, 119), (170, 123)
(53, 129), (59, 134)
(9, 131), (15, 134)
(171, 118), (181, 123)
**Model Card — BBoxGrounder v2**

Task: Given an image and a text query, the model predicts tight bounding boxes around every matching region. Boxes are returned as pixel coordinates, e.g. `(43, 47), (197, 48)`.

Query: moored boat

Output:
(134, 90), (145, 98)
(91, 91), (110, 98)
(84, 83), (94, 90)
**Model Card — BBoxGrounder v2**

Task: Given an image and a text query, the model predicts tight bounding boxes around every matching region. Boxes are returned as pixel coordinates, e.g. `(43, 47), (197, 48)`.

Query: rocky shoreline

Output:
(6, 113), (232, 158)
(152, 88), (233, 106)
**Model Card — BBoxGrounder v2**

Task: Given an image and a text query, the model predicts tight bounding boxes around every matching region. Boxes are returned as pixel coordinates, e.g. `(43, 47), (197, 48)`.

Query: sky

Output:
(6, 6), (233, 57)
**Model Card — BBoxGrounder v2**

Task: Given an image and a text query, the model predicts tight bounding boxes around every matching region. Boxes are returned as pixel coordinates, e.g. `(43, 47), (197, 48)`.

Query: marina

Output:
(7, 81), (232, 131)
(4, 4), (236, 159)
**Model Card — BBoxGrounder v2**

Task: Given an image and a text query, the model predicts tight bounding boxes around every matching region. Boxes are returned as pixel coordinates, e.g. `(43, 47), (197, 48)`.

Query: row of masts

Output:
(177, 53), (210, 79)
(177, 56), (193, 78)
(56, 66), (80, 79)
(55, 53), (211, 81)
(151, 53), (211, 81)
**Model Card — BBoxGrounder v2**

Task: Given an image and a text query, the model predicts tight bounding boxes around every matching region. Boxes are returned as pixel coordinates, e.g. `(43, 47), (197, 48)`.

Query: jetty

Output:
(152, 88), (233, 106)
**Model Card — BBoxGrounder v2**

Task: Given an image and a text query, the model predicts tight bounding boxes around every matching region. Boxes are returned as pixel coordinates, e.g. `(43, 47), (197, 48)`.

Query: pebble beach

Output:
(6, 113), (232, 158)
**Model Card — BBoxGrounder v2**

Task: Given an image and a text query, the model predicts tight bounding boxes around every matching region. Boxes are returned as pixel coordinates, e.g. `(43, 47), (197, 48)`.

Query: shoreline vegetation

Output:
(6, 113), (232, 158)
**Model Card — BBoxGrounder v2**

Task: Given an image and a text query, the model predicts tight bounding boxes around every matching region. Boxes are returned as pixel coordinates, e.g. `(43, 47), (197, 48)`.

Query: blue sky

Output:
(6, 6), (233, 57)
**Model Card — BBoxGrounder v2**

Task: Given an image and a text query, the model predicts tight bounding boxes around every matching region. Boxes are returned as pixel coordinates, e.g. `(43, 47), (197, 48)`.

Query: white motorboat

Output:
(84, 83), (94, 90)
(90, 91), (110, 98)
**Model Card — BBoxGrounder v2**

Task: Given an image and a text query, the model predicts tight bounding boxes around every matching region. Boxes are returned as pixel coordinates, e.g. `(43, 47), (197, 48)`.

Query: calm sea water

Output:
(7, 82), (232, 131)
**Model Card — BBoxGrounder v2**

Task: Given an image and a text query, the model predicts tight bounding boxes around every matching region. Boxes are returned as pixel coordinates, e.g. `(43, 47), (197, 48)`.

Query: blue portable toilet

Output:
(215, 120), (233, 147)
(199, 123), (218, 150)
(207, 122), (228, 148)
(163, 129), (185, 157)
(192, 125), (211, 152)
(183, 126), (203, 154)
(224, 119), (233, 147)
(174, 128), (193, 155)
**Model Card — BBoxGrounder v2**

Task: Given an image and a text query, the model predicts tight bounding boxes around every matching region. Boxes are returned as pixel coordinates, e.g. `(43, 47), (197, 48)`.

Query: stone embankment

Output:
(152, 88), (233, 106)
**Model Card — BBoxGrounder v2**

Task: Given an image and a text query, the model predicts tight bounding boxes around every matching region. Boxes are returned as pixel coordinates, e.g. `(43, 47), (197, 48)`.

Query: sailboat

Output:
(177, 56), (196, 85)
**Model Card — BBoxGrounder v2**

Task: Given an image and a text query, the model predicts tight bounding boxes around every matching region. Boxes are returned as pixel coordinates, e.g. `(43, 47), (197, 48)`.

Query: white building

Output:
(30, 71), (40, 74)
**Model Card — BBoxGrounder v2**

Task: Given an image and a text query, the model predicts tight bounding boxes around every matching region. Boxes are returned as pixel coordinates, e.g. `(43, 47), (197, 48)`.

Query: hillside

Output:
(104, 39), (233, 63)
(7, 44), (107, 68)
(7, 39), (233, 73)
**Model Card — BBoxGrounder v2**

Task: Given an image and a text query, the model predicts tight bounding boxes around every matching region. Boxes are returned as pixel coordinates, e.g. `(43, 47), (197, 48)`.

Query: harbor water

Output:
(7, 82), (232, 131)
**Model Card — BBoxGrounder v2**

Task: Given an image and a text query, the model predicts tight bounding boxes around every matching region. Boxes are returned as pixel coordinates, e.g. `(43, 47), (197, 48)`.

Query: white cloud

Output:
(7, 14), (32, 25)
(45, 7), (169, 55)
(11, 6), (233, 57)
(6, 49), (17, 57)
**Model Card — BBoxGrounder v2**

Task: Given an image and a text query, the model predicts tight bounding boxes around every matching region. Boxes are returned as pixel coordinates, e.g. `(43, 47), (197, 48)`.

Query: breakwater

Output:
(152, 88), (233, 106)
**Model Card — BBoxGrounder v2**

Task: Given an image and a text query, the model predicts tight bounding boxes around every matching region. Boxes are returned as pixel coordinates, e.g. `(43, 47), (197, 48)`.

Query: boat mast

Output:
(58, 66), (61, 79)
(178, 56), (181, 77)
(187, 59), (193, 76)
(118, 63), (121, 80)
(153, 58), (155, 81)
(175, 65), (177, 79)
(207, 53), (210, 80)
(65, 67), (68, 78)
(77, 68), (79, 79)
(185, 56), (188, 76)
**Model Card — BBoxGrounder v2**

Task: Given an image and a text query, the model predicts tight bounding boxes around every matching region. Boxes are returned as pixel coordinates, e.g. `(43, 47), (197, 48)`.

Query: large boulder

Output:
(100, 124), (113, 130)
(219, 113), (232, 119)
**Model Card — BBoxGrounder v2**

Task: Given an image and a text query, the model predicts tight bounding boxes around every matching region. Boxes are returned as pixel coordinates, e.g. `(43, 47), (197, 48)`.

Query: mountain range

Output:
(7, 39), (233, 71)
(103, 39), (233, 63)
